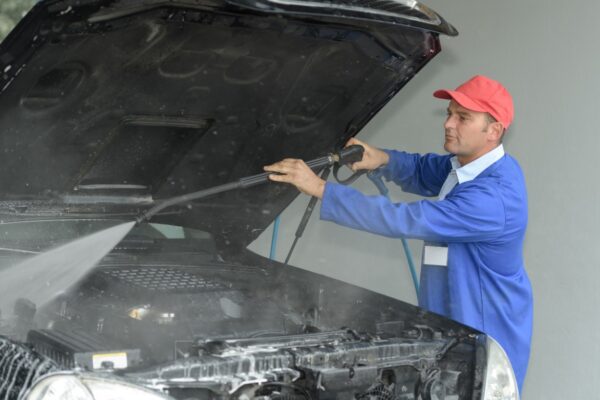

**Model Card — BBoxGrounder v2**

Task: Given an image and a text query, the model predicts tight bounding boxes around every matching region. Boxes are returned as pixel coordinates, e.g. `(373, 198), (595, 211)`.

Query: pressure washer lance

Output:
(137, 145), (365, 223)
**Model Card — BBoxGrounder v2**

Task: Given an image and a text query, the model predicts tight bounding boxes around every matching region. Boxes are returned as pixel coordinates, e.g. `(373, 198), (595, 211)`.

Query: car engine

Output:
(0, 258), (479, 400)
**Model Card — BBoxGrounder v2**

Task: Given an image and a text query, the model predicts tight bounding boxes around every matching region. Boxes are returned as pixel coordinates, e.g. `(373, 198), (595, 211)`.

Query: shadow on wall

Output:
(0, 0), (38, 42)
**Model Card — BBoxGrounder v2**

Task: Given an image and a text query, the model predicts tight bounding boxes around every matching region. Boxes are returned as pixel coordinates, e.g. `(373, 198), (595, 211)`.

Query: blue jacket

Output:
(320, 150), (533, 392)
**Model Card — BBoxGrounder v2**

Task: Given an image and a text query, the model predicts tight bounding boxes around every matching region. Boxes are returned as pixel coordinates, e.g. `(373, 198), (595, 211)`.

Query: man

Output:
(264, 75), (533, 391)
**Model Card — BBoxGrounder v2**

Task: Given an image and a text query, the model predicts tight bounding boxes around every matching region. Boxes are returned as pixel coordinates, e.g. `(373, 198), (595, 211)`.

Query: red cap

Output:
(433, 75), (514, 129)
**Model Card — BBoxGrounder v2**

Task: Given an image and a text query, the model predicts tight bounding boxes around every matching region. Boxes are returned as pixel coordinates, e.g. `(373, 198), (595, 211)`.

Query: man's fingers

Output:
(264, 158), (301, 169)
(264, 158), (306, 182)
(267, 173), (289, 182)
(263, 158), (325, 198)
(264, 159), (294, 174)
(346, 137), (364, 147)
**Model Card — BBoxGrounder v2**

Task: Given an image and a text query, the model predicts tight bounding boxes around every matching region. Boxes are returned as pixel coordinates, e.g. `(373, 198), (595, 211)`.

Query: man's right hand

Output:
(345, 138), (389, 172)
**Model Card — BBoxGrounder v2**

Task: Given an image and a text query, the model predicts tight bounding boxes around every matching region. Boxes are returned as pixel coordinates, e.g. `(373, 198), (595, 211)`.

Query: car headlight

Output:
(25, 373), (173, 400)
(482, 336), (519, 400)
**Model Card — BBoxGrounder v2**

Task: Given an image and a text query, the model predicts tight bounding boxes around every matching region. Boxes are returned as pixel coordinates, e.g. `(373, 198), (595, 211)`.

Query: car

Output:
(0, 1), (518, 399)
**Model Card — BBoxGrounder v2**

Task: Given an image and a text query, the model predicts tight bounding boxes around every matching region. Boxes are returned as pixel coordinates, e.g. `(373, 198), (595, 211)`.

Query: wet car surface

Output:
(0, 1), (517, 399)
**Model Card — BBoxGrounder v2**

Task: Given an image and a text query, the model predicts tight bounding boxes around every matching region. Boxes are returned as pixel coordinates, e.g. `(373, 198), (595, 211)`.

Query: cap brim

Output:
(433, 89), (489, 113)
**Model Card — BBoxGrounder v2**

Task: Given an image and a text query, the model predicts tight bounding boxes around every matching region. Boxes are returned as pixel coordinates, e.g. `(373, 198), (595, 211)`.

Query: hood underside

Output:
(0, 0), (456, 251)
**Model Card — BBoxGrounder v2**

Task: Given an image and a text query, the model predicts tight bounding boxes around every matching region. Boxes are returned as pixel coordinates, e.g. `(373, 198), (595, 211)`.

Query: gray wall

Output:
(249, 1), (600, 398)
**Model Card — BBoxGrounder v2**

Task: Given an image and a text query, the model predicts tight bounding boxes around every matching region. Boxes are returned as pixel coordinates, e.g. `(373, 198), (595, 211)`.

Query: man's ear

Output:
(487, 122), (504, 143)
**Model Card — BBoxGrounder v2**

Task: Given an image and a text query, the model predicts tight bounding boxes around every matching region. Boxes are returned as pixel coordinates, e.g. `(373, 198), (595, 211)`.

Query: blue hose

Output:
(269, 215), (281, 260)
(367, 170), (420, 296)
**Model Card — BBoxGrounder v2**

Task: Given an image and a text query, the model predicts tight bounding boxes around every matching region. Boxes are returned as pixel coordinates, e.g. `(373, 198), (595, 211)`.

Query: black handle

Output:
(332, 144), (365, 185)
(336, 145), (364, 165)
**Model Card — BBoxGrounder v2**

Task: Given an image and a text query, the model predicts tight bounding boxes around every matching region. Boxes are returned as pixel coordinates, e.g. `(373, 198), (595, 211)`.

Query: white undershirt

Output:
(438, 144), (505, 200)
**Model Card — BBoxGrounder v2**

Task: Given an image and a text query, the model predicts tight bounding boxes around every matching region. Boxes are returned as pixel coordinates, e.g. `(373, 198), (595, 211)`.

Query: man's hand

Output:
(345, 138), (389, 172)
(264, 159), (326, 199)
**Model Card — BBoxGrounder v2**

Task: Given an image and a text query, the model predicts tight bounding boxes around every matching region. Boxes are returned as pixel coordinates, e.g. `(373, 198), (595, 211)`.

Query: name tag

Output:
(423, 245), (449, 267)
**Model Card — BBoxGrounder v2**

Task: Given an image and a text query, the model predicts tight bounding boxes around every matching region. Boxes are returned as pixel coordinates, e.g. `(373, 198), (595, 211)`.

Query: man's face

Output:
(443, 100), (498, 165)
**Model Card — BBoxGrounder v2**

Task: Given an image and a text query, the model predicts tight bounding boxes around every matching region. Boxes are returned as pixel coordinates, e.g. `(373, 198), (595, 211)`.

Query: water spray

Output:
(0, 221), (137, 317)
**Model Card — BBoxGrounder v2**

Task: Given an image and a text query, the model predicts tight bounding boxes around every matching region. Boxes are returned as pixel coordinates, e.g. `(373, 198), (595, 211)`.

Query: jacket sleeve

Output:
(380, 150), (452, 197)
(320, 180), (505, 243)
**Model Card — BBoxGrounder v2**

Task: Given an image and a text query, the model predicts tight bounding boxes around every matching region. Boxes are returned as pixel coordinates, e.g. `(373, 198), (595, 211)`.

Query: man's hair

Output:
(485, 113), (498, 125)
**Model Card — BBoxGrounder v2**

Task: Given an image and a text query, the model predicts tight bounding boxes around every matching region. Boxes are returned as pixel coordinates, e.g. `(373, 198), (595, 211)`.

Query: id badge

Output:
(423, 243), (449, 267)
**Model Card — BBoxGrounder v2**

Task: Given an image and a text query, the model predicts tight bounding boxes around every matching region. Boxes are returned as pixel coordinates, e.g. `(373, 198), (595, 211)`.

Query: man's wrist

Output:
(375, 149), (392, 170)
(379, 149), (390, 167)
(314, 179), (326, 199)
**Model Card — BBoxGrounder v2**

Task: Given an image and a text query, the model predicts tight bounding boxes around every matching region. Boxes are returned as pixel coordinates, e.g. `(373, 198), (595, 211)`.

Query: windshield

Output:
(0, 0), (37, 42)
(0, 219), (214, 254)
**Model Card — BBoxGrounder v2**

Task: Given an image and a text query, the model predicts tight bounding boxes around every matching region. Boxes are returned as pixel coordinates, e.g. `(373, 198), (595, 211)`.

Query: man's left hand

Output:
(264, 159), (325, 199)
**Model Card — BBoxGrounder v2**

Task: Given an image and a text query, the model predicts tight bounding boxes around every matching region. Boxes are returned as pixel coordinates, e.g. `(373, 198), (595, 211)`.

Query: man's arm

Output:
(262, 138), (392, 198)
(321, 180), (505, 242)
(346, 138), (452, 197)
(262, 138), (451, 199)
(380, 150), (452, 197)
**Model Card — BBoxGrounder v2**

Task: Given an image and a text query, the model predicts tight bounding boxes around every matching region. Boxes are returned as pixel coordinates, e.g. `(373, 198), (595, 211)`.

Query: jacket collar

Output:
(450, 144), (505, 184)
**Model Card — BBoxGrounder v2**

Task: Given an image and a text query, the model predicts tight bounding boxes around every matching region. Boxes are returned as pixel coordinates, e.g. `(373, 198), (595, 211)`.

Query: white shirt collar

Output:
(450, 144), (505, 184)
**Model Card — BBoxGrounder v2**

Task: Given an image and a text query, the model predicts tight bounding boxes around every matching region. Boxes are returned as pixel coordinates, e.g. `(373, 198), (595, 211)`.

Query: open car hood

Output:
(0, 0), (456, 252)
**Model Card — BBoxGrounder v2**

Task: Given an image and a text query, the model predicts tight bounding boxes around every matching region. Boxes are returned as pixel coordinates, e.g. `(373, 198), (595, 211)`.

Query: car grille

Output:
(101, 267), (227, 291)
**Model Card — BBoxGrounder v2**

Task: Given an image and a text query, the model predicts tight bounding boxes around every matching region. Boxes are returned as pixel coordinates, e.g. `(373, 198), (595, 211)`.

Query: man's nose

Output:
(444, 116), (456, 129)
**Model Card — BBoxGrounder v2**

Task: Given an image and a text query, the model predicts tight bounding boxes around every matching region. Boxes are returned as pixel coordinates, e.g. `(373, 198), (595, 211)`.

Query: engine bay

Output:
(0, 256), (480, 399)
